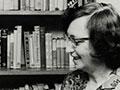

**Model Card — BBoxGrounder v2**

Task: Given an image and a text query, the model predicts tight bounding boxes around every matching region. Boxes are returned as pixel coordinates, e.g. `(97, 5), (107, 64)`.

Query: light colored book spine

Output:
(52, 37), (57, 69)
(3, 0), (12, 10)
(10, 33), (14, 69)
(29, 0), (35, 11)
(54, 83), (62, 90)
(16, 26), (22, 69)
(37, 84), (44, 90)
(13, 30), (18, 69)
(13, 0), (19, 10)
(25, 0), (30, 10)
(32, 31), (37, 68)
(63, 0), (67, 10)
(49, 0), (55, 11)
(0, 0), (4, 11)
(34, 26), (41, 68)
(20, 0), (26, 10)
(43, 0), (48, 11)
(56, 37), (61, 68)
(7, 33), (10, 69)
(35, 0), (41, 11)
(45, 33), (52, 69)
(29, 34), (35, 68)
(57, 0), (64, 10)
(60, 37), (66, 68)
(54, 0), (58, 10)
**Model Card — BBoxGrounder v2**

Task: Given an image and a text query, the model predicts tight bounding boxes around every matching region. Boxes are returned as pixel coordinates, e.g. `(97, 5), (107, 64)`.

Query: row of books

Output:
(0, 0), (67, 11)
(0, 83), (62, 90)
(0, 25), (75, 69)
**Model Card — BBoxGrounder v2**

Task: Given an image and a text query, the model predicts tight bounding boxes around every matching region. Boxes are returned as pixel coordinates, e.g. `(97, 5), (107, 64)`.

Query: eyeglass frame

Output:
(66, 35), (89, 46)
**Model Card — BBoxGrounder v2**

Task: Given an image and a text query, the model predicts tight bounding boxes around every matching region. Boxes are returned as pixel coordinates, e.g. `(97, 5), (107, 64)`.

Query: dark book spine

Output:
(40, 27), (46, 69)
(24, 31), (30, 69)
(1, 29), (8, 69)
(0, 30), (1, 69)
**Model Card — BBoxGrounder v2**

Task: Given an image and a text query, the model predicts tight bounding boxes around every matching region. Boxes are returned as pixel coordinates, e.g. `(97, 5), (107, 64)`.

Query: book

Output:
(43, 0), (49, 11)
(25, 0), (30, 10)
(40, 26), (46, 69)
(9, 33), (14, 69)
(13, 26), (22, 69)
(1, 29), (8, 68)
(0, 0), (4, 11)
(54, 83), (62, 90)
(49, 0), (55, 11)
(60, 37), (66, 68)
(0, 30), (1, 68)
(56, 37), (61, 68)
(35, 0), (42, 11)
(52, 37), (57, 69)
(13, 0), (19, 10)
(45, 33), (52, 69)
(34, 26), (41, 68)
(24, 31), (30, 68)
(13, 30), (17, 69)
(57, 0), (64, 10)
(29, 34), (35, 68)
(29, 0), (35, 11)
(20, 0), (26, 10)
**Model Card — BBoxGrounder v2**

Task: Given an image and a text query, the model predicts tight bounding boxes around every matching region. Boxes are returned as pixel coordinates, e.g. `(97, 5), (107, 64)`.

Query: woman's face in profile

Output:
(67, 16), (95, 70)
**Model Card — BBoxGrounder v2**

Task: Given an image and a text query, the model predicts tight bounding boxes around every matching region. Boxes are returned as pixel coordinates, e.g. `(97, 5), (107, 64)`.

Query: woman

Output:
(62, 2), (120, 90)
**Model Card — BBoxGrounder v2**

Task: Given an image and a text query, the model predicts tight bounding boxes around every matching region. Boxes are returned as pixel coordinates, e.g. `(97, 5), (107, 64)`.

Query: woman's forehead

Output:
(67, 16), (90, 38)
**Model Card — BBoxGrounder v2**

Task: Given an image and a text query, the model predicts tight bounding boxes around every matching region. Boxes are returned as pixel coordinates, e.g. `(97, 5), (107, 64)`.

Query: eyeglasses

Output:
(67, 36), (89, 46)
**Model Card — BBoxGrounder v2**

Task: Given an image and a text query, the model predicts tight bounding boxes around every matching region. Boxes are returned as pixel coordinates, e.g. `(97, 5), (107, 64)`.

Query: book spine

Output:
(13, 0), (19, 10)
(15, 26), (22, 69)
(20, 0), (26, 10)
(49, 0), (55, 11)
(0, 0), (4, 11)
(35, 0), (41, 11)
(45, 33), (52, 69)
(63, 0), (67, 10)
(9, 33), (14, 69)
(24, 31), (30, 68)
(25, 0), (30, 11)
(56, 37), (61, 68)
(3, 0), (12, 11)
(40, 26), (46, 69)
(34, 26), (41, 68)
(1, 29), (8, 68)
(29, 34), (35, 68)
(57, 0), (64, 10)
(13, 30), (17, 69)
(60, 37), (66, 69)
(29, 0), (35, 11)
(52, 37), (57, 69)
(0, 30), (1, 69)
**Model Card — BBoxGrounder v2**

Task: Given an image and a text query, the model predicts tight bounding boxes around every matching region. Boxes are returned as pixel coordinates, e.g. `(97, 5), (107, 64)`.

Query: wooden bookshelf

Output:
(0, 69), (73, 75)
(0, 11), (63, 15)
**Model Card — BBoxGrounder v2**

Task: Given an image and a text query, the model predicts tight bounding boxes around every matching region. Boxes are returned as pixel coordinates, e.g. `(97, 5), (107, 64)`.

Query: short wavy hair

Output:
(62, 3), (120, 70)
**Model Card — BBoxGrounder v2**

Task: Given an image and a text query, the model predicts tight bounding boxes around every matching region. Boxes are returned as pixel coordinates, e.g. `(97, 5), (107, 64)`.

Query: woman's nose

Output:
(66, 40), (75, 53)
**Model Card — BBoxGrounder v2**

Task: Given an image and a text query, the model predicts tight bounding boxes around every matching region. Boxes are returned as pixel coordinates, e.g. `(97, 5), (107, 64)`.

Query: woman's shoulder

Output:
(61, 69), (89, 90)
(97, 73), (120, 90)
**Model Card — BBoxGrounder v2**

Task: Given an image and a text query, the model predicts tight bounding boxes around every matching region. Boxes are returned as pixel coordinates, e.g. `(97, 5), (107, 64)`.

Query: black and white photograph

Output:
(0, 0), (120, 90)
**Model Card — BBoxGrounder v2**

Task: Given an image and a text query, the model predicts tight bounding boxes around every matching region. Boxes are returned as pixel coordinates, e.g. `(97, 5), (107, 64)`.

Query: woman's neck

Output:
(85, 64), (113, 84)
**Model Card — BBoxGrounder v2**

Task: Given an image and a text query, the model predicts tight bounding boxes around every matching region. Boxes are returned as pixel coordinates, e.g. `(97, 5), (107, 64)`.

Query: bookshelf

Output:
(0, 0), (95, 89)
(0, 10), (70, 89)
(0, 69), (72, 75)
(0, 6), (70, 90)
(0, 11), (63, 15)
